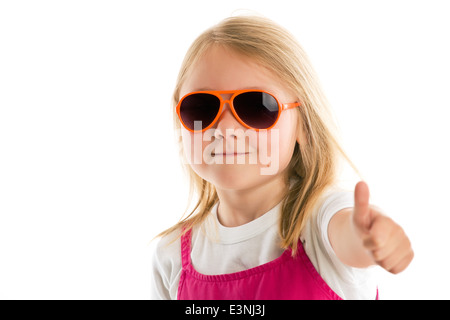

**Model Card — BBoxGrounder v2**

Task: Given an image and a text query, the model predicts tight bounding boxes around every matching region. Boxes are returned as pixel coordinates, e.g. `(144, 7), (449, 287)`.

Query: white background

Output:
(0, 0), (449, 299)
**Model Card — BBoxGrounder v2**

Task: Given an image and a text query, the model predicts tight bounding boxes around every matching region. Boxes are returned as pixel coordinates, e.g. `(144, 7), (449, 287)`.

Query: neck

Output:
(215, 176), (289, 227)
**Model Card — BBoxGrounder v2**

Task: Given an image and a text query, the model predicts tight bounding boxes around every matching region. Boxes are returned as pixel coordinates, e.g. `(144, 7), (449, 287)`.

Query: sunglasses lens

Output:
(179, 94), (221, 131)
(233, 92), (280, 129)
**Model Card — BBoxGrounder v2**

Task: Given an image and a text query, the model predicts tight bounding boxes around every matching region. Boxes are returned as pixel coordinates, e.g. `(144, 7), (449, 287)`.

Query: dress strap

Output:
(180, 228), (192, 270)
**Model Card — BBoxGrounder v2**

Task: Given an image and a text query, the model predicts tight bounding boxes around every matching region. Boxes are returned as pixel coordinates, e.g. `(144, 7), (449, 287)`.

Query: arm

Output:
(328, 181), (414, 274)
(150, 248), (172, 300)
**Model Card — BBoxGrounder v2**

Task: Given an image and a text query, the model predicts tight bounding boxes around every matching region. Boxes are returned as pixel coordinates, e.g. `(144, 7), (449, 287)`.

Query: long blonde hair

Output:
(159, 15), (359, 255)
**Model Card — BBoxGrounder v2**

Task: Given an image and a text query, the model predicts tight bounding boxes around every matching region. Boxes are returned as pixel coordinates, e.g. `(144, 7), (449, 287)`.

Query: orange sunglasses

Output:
(176, 90), (301, 132)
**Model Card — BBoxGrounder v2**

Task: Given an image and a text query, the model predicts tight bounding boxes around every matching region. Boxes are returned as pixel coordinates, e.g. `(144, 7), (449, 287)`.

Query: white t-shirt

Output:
(150, 188), (378, 300)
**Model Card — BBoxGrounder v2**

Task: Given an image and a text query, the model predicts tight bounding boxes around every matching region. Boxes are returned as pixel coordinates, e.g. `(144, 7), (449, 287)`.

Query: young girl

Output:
(151, 15), (413, 300)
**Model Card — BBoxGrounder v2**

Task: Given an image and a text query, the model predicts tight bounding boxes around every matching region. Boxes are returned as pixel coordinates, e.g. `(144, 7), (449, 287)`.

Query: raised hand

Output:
(352, 181), (414, 274)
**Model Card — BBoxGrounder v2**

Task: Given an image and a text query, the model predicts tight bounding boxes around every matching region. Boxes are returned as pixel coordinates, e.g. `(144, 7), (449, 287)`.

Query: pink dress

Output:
(177, 228), (379, 300)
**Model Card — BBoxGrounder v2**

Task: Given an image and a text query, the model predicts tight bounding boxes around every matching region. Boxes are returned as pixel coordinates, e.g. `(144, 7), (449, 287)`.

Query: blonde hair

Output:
(159, 15), (359, 255)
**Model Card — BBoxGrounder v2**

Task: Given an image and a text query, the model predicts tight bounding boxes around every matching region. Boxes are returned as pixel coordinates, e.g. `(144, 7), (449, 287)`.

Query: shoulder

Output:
(150, 228), (183, 299)
(317, 187), (354, 213)
(301, 186), (354, 244)
(152, 228), (182, 273)
(301, 186), (354, 257)
(304, 186), (356, 249)
(303, 187), (354, 233)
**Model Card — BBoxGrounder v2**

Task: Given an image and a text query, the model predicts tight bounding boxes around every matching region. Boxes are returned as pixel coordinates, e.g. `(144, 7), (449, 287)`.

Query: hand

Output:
(352, 181), (414, 274)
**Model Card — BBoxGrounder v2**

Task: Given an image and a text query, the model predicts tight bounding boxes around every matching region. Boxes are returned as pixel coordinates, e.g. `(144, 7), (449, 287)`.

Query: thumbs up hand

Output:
(352, 181), (414, 274)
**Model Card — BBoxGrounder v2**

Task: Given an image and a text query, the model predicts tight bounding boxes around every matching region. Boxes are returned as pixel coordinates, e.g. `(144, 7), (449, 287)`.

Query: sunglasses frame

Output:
(176, 89), (301, 133)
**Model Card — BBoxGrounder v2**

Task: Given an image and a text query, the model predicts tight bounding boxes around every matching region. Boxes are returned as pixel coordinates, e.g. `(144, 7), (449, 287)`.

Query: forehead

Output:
(180, 45), (290, 100)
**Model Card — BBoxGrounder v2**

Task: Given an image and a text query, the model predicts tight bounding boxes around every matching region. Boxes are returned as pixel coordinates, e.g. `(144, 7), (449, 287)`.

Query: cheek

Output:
(267, 111), (298, 170)
(181, 128), (215, 175)
(181, 129), (202, 164)
(181, 129), (204, 179)
(181, 129), (191, 160)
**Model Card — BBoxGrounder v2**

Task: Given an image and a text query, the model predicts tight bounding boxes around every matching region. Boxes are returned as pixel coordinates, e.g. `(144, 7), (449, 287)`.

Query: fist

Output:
(353, 181), (414, 274)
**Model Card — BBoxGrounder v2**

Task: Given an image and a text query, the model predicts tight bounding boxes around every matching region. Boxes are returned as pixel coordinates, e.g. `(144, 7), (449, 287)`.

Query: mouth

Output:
(211, 152), (250, 157)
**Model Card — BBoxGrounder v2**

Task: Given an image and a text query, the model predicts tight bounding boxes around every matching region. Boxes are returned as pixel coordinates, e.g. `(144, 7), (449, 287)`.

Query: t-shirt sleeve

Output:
(301, 189), (378, 300)
(150, 231), (182, 300)
(150, 238), (171, 299)
(316, 190), (355, 262)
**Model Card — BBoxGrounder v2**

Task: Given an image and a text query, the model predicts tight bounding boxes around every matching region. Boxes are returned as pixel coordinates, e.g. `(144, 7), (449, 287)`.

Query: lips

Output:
(212, 152), (250, 156)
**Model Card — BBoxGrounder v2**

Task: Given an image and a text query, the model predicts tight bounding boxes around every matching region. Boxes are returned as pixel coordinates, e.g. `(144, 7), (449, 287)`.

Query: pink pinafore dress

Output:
(177, 228), (377, 300)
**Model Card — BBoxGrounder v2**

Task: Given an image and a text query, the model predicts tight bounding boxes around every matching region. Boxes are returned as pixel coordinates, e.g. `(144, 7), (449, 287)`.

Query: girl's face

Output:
(179, 45), (299, 191)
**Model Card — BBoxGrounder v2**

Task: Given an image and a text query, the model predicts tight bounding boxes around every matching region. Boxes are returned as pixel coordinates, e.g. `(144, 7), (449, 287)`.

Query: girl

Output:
(151, 15), (413, 300)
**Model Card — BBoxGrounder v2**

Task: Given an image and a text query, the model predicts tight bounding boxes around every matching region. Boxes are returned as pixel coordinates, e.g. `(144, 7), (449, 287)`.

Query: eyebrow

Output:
(192, 86), (272, 92)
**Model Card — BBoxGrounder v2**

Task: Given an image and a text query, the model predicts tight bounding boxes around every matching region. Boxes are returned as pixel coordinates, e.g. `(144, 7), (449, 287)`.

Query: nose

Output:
(213, 100), (244, 139)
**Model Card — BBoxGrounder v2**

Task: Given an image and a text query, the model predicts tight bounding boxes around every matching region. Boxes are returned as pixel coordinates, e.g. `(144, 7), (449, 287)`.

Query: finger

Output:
(377, 243), (414, 274)
(369, 225), (413, 273)
(368, 219), (405, 261)
(362, 215), (395, 251)
(388, 250), (415, 274)
(353, 181), (371, 233)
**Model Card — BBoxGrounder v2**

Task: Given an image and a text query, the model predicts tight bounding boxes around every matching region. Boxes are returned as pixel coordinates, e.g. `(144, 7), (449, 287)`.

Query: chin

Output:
(204, 164), (274, 191)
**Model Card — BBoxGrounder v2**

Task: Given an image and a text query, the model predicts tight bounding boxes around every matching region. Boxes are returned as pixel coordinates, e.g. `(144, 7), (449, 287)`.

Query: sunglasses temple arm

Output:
(282, 102), (301, 110)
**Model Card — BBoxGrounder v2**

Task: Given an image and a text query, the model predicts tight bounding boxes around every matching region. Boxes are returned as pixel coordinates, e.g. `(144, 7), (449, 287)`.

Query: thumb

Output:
(353, 181), (372, 234)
